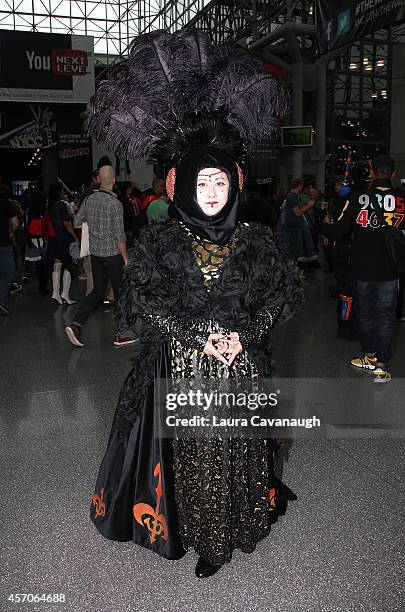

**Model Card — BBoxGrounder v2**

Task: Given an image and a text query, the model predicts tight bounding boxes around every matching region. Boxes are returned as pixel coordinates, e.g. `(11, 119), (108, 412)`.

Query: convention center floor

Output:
(1, 268), (404, 612)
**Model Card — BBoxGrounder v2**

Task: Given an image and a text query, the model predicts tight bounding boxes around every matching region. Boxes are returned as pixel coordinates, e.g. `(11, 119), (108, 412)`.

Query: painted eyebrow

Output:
(198, 173), (227, 179)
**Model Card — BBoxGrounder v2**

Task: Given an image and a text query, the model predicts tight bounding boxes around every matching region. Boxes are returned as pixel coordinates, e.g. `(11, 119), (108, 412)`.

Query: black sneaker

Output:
(0, 304), (10, 315)
(9, 282), (23, 295)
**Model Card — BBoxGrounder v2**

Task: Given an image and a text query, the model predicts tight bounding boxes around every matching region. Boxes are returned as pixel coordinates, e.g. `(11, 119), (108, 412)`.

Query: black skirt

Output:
(90, 341), (297, 563)
(45, 235), (75, 272)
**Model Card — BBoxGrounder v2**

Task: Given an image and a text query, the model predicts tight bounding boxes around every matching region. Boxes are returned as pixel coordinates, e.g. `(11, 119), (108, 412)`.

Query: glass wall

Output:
(326, 34), (391, 177)
(0, 0), (212, 59)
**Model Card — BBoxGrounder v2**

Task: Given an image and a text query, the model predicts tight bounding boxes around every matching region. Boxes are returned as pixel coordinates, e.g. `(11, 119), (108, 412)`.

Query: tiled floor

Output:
(1, 268), (404, 612)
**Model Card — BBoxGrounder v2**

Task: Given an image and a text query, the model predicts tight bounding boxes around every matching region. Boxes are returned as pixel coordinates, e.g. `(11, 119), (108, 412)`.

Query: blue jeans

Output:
(397, 275), (405, 318)
(0, 246), (16, 305)
(352, 279), (398, 365)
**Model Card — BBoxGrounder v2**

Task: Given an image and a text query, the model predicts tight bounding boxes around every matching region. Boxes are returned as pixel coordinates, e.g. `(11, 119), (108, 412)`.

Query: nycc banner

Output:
(0, 102), (89, 152)
(0, 30), (94, 103)
(316, 0), (405, 53)
(0, 101), (92, 189)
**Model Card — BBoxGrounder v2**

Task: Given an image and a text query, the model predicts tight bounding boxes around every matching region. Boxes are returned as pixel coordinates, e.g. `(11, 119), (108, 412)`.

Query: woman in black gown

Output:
(88, 30), (304, 579)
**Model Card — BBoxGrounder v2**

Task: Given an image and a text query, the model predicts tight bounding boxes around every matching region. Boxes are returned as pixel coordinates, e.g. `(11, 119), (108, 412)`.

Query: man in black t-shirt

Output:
(323, 155), (405, 382)
(0, 192), (19, 314)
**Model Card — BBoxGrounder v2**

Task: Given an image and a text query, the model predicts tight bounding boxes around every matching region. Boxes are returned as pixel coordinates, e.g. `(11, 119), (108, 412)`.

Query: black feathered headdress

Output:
(85, 30), (289, 166)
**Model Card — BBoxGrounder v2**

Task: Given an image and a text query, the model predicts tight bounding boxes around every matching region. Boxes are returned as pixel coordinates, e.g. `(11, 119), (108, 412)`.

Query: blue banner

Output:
(316, 0), (405, 53)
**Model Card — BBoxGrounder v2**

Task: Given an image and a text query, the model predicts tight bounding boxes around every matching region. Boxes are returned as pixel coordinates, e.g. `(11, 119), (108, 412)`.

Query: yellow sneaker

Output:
(373, 369), (392, 383)
(350, 354), (377, 370)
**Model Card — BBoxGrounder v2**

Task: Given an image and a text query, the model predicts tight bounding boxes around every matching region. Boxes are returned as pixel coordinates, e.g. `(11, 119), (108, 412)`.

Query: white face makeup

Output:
(196, 167), (230, 216)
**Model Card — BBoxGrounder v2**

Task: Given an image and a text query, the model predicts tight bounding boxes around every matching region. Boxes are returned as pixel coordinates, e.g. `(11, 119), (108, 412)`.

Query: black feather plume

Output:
(84, 30), (289, 164)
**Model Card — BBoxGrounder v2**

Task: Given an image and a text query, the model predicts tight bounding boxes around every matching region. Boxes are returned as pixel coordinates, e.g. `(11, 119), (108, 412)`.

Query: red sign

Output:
(51, 49), (89, 76)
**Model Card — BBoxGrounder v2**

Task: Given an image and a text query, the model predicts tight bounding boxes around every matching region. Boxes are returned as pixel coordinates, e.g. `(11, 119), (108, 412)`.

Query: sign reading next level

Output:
(26, 49), (90, 75)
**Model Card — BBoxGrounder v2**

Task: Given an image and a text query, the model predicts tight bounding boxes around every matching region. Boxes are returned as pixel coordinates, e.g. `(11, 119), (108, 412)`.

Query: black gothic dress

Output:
(90, 220), (304, 563)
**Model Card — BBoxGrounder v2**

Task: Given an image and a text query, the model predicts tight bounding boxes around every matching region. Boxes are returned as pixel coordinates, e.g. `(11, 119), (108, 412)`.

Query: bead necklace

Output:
(179, 222), (239, 288)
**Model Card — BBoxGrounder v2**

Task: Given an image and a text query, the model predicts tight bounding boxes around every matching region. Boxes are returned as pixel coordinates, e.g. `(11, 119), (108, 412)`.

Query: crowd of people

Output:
(0, 158), (169, 315)
(278, 155), (405, 382)
(1, 154), (404, 382)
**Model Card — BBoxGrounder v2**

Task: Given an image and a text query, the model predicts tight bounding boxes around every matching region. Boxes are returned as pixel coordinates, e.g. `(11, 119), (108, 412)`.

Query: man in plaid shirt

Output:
(65, 165), (136, 348)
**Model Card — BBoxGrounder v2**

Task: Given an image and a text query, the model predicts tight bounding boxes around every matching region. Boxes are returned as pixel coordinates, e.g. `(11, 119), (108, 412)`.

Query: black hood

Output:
(172, 147), (240, 245)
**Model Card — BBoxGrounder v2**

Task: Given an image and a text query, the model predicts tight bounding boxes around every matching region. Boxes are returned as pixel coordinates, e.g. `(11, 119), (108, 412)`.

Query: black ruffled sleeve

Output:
(139, 313), (207, 351)
(237, 305), (283, 349)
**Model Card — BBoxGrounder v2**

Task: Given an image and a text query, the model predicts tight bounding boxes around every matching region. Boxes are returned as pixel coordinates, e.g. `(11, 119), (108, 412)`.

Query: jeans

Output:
(351, 279), (398, 365)
(73, 254), (124, 326)
(396, 275), (405, 318)
(0, 246), (16, 305)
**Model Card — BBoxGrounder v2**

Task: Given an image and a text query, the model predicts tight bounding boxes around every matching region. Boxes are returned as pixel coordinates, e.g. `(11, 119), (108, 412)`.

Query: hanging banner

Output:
(0, 103), (89, 151)
(316, 0), (405, 53)
(0, 30), (94, 103)
(0, 101), (92, 189)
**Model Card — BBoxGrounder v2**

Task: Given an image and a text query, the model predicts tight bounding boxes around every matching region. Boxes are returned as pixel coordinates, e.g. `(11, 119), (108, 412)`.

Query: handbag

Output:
(370, 195), (405, 275)
(28, 207), (57, 240)
(339, 294), (353, 321)
(27, 217), (43, 237)
(76, 195), (91, 258)
(80, 222), (90, 258)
